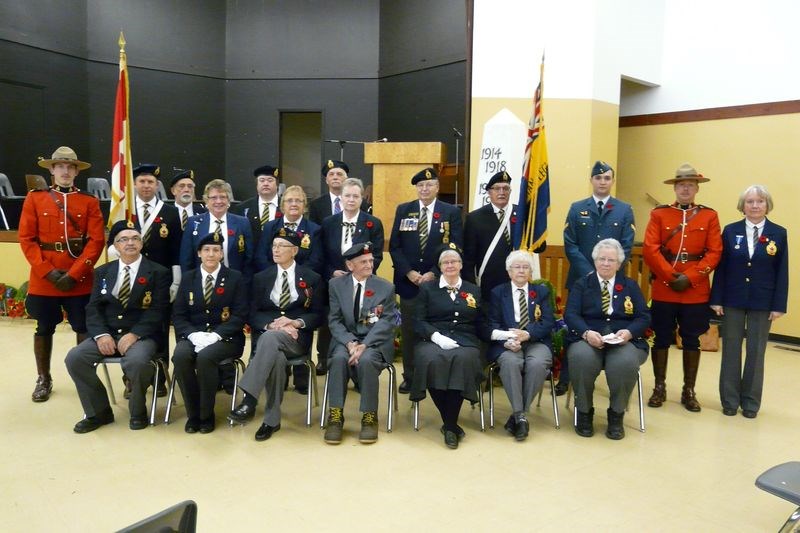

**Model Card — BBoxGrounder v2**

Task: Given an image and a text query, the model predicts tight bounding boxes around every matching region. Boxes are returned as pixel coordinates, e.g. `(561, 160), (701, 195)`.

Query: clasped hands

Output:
(407, 270), (436, 286)
(346, 340), (366, 365)
(583, 329), (632, 349)
(96, 332), (139, 356)
(500, 328), (531, 352)
(46, 269), (77, 292)
(266, 316), (301, 340)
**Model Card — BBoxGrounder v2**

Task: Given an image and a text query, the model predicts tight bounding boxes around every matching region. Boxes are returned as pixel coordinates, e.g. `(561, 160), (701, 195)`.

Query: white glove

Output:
(431, 331), (459, 350)
(491, 329), (517, 341)
(170, 266), (182, 303)
(187, 332), (206, 349)
(169, 282), (179, 302)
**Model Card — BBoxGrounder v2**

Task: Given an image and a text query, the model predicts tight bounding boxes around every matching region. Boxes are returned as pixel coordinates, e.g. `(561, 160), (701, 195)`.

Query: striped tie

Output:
(418, 206), (429, 251)
(181, 208), (188, 230)
(343, 222), (355, 243)
(334, 197), (342, 214)
(260, 203), (270, 228)
(601, 280), (610, 314)
(752, 226), (759, 257)
(286, 222), (297, 232)
(518, 288), (530, 329)
(142, 203), (152, 244)
(214, 219), (223, 236)
(204, 274), (213, 305)
(119, 266), (131, 308)
(498, 208), (511, 245)
(279, 271), (290, 309)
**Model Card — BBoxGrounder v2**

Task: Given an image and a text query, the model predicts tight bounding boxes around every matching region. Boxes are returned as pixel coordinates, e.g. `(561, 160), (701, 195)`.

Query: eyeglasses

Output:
(207, 195), (229, 201)
(415, 182), (437, 189)
(596, 257), (620, 264)
(489, 186), (511, 193)
(441, 259), (462, 266)
(115, 236), (142, 244)
(509, 264), (531, 270)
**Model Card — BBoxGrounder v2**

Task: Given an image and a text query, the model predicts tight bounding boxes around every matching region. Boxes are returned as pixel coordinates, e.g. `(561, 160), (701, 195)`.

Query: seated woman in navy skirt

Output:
(410, 244), (483, 450)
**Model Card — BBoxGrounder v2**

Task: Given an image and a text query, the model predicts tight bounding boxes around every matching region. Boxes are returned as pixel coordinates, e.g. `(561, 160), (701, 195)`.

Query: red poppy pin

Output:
(614, 284), (623, 291)
(459, 291), (468, 299)
(529, 290), (537, 298)
(365, 289), (374, 297)
(759, 235), (767, 243)
(227, 229), (235, 236)
(510, 216), (517, 224)
(298, 280), (307, 289)
(215, 287), (224, 295)
(433, 212), (441, 219)
(137, 276), (147, 285)
(365, 220), (374, 228)
(275, 211), (283, 218)
(153, 216), (162, 223)
(606, 203), (614, 210)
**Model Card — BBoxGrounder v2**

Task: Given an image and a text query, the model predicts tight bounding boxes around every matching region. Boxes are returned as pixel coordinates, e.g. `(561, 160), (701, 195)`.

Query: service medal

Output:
(238, 234), (245, 252)
(221, 306), (230, 322)
(100, 278), (108, 295)
(159, 223), (168, 238)
(534, 304), (542, 321)
(624, 296), (633, 315)
(142, 291), (152, 308)
(301, 233), (311, 249)
(442, 221), (450, 243)
(767, 240), (777, 255)
(465, 292), (477, 308)
(189, 291), (194, 306)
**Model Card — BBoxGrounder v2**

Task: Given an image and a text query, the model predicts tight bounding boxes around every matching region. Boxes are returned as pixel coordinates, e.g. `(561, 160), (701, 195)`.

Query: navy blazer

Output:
(320, 211), (384, 280)
(86, 257), (171, 340)
(486, 281), (554, 362)
(563, 196), (635, 289)
(564, 272), (650, 351)
(179, 212), (254, 280)
(389, 199), (463, 299)
(249, 264), (324, 353)
(308, 194), (371, 225)
(133, 200), (183, 268)
(462, 202), (517, 301)
(172, 265), (248, 349)
(231, 196), (281, 247)
(709, 218), (788, 312)
(254, 217), (323, 275)
(414, 279), (481, 348)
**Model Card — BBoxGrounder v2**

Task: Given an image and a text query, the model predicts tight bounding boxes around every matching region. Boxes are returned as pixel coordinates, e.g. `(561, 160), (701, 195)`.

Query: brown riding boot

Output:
(681, 349), (702, 412)
(32, 336), (54, 402)
(647, 348), (668, 408)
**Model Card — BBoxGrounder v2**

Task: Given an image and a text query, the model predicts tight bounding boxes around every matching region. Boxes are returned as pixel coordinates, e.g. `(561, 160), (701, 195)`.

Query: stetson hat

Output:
(664, 163), (710, 184)
(37, 146), (91, 171)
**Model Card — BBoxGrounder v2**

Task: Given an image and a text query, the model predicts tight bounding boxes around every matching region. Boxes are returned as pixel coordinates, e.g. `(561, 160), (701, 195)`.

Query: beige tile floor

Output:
(2, 318), (799, 532)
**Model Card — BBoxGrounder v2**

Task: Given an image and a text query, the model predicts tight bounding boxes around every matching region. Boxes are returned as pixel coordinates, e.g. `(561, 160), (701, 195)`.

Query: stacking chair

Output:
(96, 357), (170, 426)
(87, 177), (111, 200)
(484, 361), (560, 430)
(755, 461), (800, 533)
(287, 356), (319, 427)
(320, 361), (398, 432)
(566, 369), (645, 432)
(163, 356), (246, 426)
(156, 180), (168, 201)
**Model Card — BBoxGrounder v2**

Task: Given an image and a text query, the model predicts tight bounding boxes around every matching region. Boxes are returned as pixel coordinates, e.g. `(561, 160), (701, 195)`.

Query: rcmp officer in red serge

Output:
(389, 167), (463, 393)
(643, 163), (722, 412)
(19, 147), (105, 403)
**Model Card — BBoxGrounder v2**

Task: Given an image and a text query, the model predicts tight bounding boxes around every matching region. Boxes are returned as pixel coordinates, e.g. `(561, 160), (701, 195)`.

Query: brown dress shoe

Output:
(32, 375), (53, 402)
(647, 382), (666, 408)
(681, 386), (701, 412)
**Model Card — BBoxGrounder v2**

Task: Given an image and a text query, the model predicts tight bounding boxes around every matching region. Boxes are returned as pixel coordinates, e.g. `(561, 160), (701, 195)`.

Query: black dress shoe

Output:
(228, 403), (256, 424)
(156, 381), (168, 398)
(398, 379), (411, 394)
(554, 380), (569, 397)
(184, 418), (200, 434)
(73, 410), (115, 434)
(129, 416), (148, 430)
(742, 410), (758, 419)
(443, 429), (459, 449)
(514, 419), (530, 441)
(503, 415), (517, 435)
(295, 385), (308, 395)
(722, 407), (737, 416)
(255, 423), (281, 441)
(575, 408), (594, 438)
(315, 362), (327, 376)
(440, 425), (465, 440)
(199, 418), (215, 434)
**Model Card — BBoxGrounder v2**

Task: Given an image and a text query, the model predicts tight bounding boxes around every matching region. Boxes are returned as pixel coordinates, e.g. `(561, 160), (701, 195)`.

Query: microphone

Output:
(375, 138), (388, 142)
(324, 139), (343, 143)
(451, 126), (463, 138)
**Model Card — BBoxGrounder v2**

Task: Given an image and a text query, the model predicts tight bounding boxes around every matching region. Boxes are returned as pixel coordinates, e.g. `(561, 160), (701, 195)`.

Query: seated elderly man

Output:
(324, 242), (396, 445)
(564, 238), (651, 440)
(227, 229), (324, 441)
(486, 250), (554, 441)
(65, 221), (171, 433)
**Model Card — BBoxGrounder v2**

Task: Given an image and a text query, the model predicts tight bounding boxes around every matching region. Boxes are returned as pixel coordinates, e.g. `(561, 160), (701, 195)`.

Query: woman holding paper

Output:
(564, 238), (651, 440)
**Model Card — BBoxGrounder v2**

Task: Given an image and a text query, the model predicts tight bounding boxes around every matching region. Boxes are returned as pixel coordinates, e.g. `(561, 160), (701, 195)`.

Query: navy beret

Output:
(343, 241), (374, 261)
(322, 160), (349, 176)
(411, 167), (438, 185)
(133, 164), (160, 178)
(273, 226), (301, 247)
(170, 169), (194, 188)
(109, 220), (140, 243)
(253, 165), (280, 180)
(196, 232), (224, 251)
(486, 171), (512, 189)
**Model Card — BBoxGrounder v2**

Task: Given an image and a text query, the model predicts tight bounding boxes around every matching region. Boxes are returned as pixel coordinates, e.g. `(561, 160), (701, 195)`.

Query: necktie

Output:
(597, 200), (604, 214)
(142, 203), (151, 223)
(214, 219), (223, 236)
(353, 282), (362, 322)
(419, 207), (429, 251)
(204, 274), (214, 305)
(343, 222), (355, 243)
(279, 271), (290, 309)
(260, 203), (270, 228)
(333, 197), (342, 214)
(446, 286), (457, 300)
(752, 226), (759, 257)
(286, 222), (297, 232)
(518, 288), (530, 329)
(119, 266), (131, 308)
(498, 208), (511, 245)
(181, 208), (188, 230)
(601, 280), (610, 315)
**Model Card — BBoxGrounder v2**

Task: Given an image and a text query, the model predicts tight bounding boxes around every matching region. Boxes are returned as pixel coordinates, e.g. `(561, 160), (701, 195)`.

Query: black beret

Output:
(591, 161), (613, 177)
(196, 232), (224, 251)
(170, 169), (194, 188)
(253, 165), (280, 180)
(486, 171), (512, 189)
(411, 167), (438, 185)
(436, 242), (463, 262)
(133, 164), (160, 178)
(322, 160), (349, 176)
(273, 226), (301, 247)
(343, 241), (374, 261)
(109, 219), (140, 243)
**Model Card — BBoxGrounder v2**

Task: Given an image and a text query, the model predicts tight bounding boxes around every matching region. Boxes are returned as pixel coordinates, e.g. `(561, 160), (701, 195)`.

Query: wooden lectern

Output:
(364, 142), (447, 243)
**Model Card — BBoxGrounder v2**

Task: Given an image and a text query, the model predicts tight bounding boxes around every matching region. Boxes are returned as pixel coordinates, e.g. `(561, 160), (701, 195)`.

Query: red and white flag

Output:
(108, 31), (134, 227)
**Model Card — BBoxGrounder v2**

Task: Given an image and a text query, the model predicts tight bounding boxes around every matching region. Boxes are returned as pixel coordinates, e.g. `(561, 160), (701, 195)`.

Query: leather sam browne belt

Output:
(661, 250), (705, 263)
(39, 238), (85, 253)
